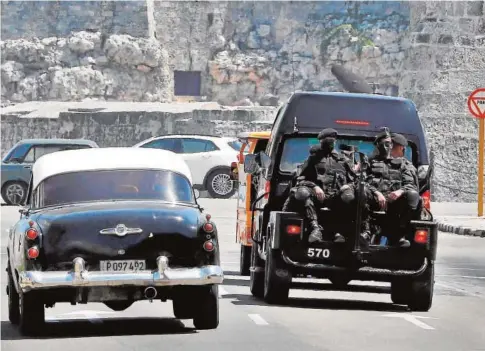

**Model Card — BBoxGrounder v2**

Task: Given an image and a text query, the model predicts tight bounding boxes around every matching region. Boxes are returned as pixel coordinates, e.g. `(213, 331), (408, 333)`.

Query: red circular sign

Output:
(467, 88), (485, 119)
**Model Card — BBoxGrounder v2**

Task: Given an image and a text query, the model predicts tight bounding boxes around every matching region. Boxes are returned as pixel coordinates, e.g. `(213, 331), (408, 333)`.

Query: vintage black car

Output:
(244, 91), (437, 311)
(6, 147), (223, 335)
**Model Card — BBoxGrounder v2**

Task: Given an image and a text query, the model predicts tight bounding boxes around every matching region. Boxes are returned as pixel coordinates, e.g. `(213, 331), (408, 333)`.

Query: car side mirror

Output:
(193, 188), (200, 199)
(244, 154), (260, 174)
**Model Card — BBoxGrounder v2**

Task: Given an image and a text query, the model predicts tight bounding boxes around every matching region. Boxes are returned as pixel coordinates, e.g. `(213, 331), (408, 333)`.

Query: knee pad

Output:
(406, 190), (420, 209)
(340, 188), (355, 204)
(294, 187), (312, 201)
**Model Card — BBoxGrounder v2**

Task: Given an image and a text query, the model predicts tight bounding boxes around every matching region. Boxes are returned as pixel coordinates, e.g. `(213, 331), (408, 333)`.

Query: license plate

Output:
(307, 248), (331, 259)
(99, 260), (146, 272)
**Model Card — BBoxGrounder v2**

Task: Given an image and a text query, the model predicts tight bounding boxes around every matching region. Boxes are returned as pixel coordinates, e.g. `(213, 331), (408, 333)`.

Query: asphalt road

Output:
(1, 199), (485, 351)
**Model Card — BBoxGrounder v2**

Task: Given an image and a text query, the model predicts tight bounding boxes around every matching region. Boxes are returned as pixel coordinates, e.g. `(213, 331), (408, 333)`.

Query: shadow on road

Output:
(223, 293), (408, 312)
(1, 317), (197, 340)
(223, 270), (391, 295)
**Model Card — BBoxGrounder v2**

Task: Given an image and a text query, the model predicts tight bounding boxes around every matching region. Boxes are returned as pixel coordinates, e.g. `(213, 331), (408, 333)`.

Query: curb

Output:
(437, 221), (485, 238)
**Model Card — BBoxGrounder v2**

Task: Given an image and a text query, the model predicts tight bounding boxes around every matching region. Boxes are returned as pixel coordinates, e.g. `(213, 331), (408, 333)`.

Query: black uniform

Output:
(364, 129), (420, 247)
(282, 128), (357, 244)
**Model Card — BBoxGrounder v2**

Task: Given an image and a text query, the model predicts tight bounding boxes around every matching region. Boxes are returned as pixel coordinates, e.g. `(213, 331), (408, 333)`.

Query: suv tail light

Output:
(414, 229), (428, 244)
(421, 190), (431, 211)
(286, 225), (301, 235)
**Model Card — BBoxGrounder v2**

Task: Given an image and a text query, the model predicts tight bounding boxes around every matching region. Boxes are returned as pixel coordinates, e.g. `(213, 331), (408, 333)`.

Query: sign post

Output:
(467, 88), (485, 217)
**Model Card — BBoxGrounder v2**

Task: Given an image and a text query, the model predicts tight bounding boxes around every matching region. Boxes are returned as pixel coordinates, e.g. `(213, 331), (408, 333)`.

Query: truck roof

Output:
(269, 91), (429, 164)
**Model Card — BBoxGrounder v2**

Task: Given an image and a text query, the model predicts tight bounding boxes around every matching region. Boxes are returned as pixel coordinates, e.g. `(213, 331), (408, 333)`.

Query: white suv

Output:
(133, 134), (242, 198)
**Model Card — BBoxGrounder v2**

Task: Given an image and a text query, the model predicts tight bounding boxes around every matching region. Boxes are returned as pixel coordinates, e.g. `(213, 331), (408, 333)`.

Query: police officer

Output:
(282, 128), (357, 244)
(391, 132), (419, 188)
(365, 129), (420, 248)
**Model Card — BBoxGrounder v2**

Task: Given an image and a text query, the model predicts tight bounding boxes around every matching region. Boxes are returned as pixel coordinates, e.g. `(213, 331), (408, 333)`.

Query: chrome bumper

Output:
(19, 256), (224, 292)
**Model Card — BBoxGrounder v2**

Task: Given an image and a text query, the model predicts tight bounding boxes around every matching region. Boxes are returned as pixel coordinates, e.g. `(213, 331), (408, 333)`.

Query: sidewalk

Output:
(432, 202), (485, 238)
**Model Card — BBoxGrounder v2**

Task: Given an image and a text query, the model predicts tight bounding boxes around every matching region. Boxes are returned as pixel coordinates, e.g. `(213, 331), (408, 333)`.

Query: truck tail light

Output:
(27, 246), (40, 259)
(26, 228), (38, 240)
(286, 225), (301, 235)
(421, 190), (431, 211)
(414, 229), (428, 244)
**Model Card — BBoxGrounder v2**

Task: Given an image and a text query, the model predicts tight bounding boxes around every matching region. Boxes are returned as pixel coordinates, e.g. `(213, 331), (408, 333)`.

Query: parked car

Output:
(133, 134), (241, 198)
(1, 138), (98, 205)
(6, 147), (223, 335)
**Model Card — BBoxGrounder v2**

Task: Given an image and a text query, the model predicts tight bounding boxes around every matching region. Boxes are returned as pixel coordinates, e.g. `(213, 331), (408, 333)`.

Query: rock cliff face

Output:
(154, 1), (409, 105)
(1, 31), (173, 102)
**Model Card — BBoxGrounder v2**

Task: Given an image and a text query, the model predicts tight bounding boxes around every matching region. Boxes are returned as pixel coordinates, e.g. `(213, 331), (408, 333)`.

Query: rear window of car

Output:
(35, 169), (195, 208)
(227, 140), (243, 152)
(279, 137), (413, 173)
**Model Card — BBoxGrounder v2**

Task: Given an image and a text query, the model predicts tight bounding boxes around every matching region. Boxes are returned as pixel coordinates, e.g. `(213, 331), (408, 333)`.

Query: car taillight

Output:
(26, 228), (38, 240)
(286, 225), (301, 235)
(264, 181), (270, 199)
(421, 190), (431, 211)
(203, 240), (215, 252)
(203, 222), (214, 233)
(27, 246), (40, 259)
(414, 229), (428, 244)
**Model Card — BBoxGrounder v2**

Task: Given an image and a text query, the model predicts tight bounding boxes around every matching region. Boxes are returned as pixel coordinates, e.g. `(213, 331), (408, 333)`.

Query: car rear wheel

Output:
(19, 291), (45, 335)
(2, 181), (27, 206)
(173, 296), (194, 319)
(7, 271), (20, 325)
(206, 169), (236, 199)
(240, 245), (251, 276)
(193, 285), (219, 330)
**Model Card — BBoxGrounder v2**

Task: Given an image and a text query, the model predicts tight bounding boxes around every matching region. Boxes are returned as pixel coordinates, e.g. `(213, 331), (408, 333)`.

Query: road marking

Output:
(56, 310), (115, 324)
(219, 286), (228, 297)
(437, 274), (485, 279)
(248, 313), (269, 326)
(382, 313), (436, 330)
(436, 282), (483, 298)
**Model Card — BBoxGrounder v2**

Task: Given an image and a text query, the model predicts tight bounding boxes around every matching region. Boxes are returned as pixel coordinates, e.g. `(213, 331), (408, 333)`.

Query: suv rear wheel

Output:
(206, 168), (236, 199)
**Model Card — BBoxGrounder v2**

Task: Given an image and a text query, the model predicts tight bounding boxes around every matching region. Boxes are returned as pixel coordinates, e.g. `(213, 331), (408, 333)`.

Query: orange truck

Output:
(230, 131), (270, 275)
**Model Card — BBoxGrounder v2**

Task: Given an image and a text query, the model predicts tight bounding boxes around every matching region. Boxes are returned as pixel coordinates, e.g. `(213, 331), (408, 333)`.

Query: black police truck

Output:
(244, 91), (437, 311)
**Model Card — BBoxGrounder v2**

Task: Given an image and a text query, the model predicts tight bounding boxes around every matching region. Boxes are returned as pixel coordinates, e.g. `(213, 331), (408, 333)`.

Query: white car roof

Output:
(134, 134), (237, 147)
(31, 147), (193, 189)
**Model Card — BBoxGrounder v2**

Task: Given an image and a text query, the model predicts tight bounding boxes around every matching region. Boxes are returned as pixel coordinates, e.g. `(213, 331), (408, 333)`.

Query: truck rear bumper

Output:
(281, 253), (429, 279)
(19, 256), (224, 293)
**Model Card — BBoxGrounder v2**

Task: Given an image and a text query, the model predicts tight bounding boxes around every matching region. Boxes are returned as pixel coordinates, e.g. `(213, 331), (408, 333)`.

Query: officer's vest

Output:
(315, 153), (348, 193)
(370, 158), (404, 193)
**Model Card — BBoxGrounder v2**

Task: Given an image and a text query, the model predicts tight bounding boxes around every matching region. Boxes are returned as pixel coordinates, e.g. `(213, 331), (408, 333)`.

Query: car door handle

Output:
(23, 165), (31, 169)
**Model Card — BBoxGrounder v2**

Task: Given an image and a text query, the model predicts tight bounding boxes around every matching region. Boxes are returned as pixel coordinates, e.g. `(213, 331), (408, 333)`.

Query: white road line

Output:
(435, 282), (483, 298)
(218, 286), (229, 296)
(437, 274), (485, 279)
(382, 313), (436, 330)
(248, 313), (269, 326)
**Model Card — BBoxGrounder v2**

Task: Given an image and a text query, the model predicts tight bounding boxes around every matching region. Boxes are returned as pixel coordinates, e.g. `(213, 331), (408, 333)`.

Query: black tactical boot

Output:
(308, 221), (324, 244)
(398, 237), (411, 248)
(334, 233), (345, 243)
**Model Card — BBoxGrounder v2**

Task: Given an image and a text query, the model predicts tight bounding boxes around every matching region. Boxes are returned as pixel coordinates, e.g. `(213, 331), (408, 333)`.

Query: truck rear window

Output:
(279, 137), (413, 173)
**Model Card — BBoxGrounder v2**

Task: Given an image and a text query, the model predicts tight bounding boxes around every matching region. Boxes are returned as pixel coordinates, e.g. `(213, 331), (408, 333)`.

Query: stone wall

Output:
(155, 1), (409, 105)
(0, 102), (275, 156)
(1, 1), (150, 40)
(399, 1), (485, 202)
(1, 31), (173, 102)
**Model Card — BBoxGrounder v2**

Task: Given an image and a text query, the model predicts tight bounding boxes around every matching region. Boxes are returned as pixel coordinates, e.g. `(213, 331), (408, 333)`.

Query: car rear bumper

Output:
(18, 256), (224, 293)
